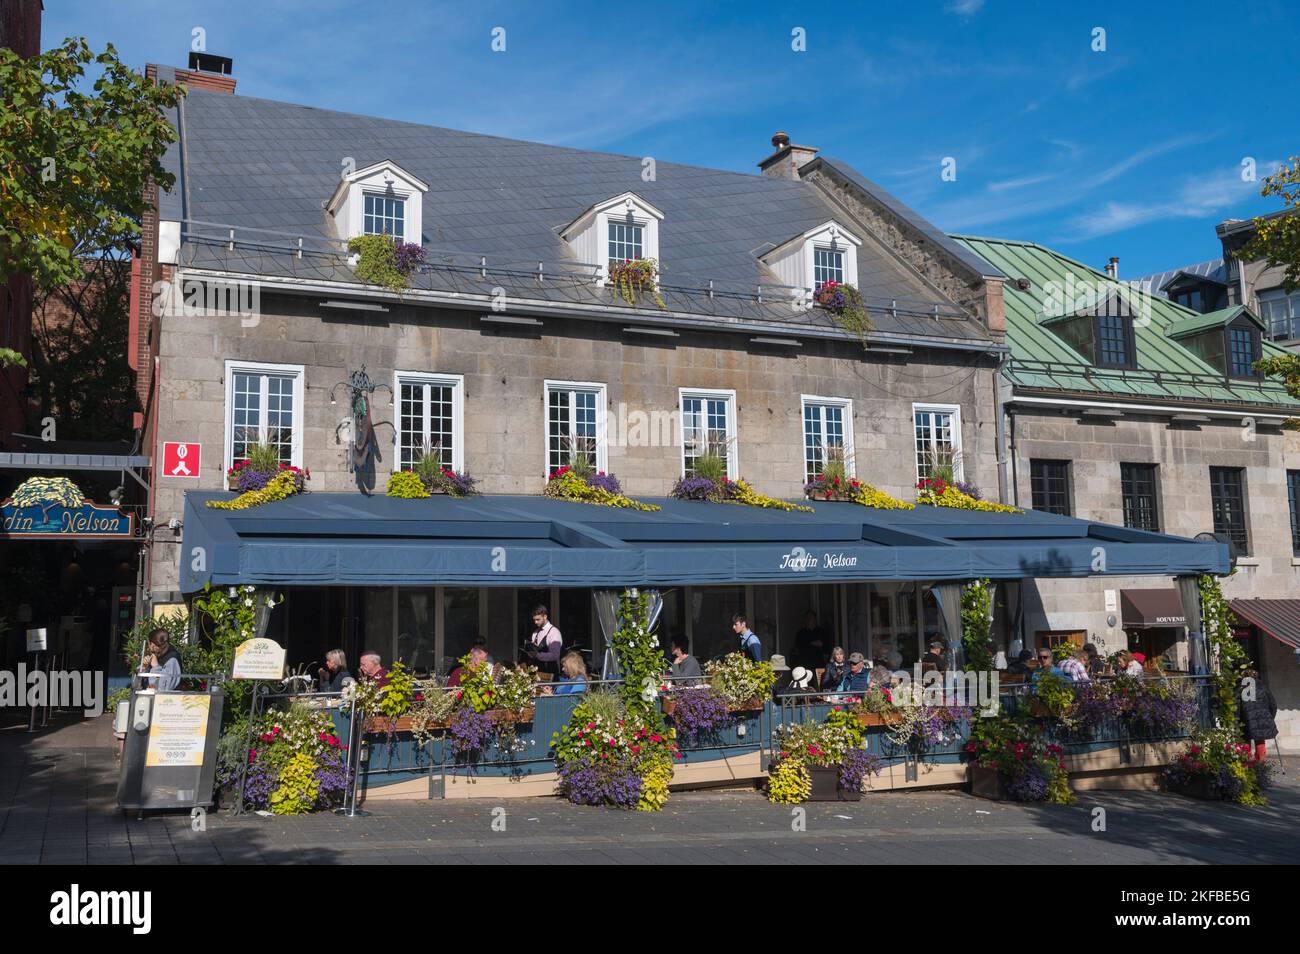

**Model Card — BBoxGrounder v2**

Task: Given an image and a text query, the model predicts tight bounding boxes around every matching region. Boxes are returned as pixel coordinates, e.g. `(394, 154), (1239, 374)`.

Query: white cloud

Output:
(945, 0), (986, 15)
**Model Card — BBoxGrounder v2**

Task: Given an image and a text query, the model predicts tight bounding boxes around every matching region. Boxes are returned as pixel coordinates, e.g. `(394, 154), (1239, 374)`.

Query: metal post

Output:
(232, 683), (264, 816)
(335, 692), (370, 816)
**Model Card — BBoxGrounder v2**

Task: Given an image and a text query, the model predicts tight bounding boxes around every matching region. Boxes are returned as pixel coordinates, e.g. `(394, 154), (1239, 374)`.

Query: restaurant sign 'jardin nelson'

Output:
(1, 477), (133, 539)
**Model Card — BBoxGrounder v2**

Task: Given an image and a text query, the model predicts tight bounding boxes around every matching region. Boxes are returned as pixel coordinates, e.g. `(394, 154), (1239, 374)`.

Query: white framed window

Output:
(608, 220), (645, 265)
(545, 380), (608, 476)
(326, 160), (427, 246)
(364, 193), (406, 243)
(813, 247), (845, 289)
(680, 388), (738, 479)
(394, 371), (464, 472)
(913, 403), (963, 484)
(223, 360), (305, 471)
(559, 192), (664, 282)
(801, 396), (855, 483)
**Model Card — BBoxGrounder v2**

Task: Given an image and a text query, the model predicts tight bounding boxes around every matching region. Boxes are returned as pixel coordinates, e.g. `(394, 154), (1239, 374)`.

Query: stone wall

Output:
(148, 287), (1000, 593)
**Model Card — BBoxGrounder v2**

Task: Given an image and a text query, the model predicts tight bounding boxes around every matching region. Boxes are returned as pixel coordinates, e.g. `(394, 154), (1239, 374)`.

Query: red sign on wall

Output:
(161, 441), (202, 479)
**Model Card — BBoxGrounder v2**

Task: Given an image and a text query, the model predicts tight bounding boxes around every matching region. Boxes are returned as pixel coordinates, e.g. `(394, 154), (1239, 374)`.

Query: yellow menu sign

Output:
(145, 694), (211, 767)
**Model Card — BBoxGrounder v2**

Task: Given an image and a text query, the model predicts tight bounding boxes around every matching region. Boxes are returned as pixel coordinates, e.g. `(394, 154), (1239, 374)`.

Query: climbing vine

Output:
(961, 578), (995, 674)
(1199, 573), (1248, 733)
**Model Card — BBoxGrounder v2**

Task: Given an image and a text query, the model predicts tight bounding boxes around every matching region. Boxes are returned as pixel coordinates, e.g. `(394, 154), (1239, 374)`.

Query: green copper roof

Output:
(1165, 304), (1265, 340)
(952, 235), (1299, 410)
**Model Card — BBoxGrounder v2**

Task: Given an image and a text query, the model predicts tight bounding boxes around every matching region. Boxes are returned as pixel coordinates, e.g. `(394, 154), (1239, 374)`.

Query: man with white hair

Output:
(358, 649), (390, 688)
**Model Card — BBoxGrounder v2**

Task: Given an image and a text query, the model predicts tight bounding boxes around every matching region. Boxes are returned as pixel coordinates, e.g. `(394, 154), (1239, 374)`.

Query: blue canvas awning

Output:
(178, 492), (1229, 592)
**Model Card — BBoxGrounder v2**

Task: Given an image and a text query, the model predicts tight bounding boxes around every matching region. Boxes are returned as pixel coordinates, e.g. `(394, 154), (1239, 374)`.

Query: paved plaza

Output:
(2, 712), (1295, 865)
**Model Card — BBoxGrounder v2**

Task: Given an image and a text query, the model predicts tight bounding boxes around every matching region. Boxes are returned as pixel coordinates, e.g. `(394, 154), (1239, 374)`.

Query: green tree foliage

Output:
(0, 38), (184, 289)
(1237, 156), (1300, 294)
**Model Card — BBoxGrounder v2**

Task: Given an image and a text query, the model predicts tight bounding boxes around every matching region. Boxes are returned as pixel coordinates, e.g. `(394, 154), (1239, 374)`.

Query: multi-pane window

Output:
(1209, 466), (1250, 555)
(681, 390), (735, 478)
(226, 363), (301, 468)
(1097, 314), (1131, 367)
(397, 374), (461, 471)
(1288, 470), (1300, 556)
(1120, 463), (1160, 532)
(1226, 326), (1259, 378)
(547, 383), (604, 475)
(608, 221), (644, 265)
(1260, 289), (1300, 341)
(1174, 288), (1203, 312)
(363, 194), (405, 243)
(1030, 460), (1072, 516)
(802, 398), (853, 483)
(813, 247), (844, 288)
(913, 405), (962, 483)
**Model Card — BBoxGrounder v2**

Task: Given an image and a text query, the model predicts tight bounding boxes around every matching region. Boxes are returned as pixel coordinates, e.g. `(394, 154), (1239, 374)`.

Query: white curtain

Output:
(1176, 575), (1207, 675)
(595, 588), (664, 680)
(931, 583), (965, 670)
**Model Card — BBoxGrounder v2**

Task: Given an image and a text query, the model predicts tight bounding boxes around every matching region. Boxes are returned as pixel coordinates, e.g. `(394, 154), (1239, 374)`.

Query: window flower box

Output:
(856, 710), (904, 728)
(488, 706), (536, 725)
(968, 764), (1013, 801)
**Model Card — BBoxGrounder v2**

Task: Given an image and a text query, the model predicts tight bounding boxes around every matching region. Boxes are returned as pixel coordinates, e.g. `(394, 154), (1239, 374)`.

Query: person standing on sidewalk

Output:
(1239, 669), (1279, 763)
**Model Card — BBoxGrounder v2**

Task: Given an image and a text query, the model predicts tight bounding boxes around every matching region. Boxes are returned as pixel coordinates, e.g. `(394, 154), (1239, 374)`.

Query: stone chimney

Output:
(1104, 256), (1119, 280)
(759, 131), (818, 179)
(147, 51), (237, 95)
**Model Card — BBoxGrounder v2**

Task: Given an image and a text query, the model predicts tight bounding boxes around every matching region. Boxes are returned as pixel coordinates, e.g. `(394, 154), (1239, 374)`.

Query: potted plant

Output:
(672, 444), (813, 513)
(850, 686), (903, 727)
(964, 715), (1073, 804)
(607, 257), (665, 309)
(705, 653), (777, 711)
(767, 712), (880, 803)
(664, 686), (732, 739)
(1163, 731), (1271, 805)
(813, 280), (872, 338)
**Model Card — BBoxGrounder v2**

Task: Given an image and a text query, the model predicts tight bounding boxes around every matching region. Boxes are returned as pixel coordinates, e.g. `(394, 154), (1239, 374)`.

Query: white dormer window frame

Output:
(327, 159), (429, 247)
(761, 220), (862, 301)
(560, 192), (665, 283)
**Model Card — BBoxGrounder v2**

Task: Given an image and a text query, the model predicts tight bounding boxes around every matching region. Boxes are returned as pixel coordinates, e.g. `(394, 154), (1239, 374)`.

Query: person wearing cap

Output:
(769, 654), (792, 698)
(922, 639), (948, 673)
(1007, 649), (1035, 676)
(1126, 652), (1146, 679)
(835, 652), (873, 693)
(1059, 645), (1090, 683)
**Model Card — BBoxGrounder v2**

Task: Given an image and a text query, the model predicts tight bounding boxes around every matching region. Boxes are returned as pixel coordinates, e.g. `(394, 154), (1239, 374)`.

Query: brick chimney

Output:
(759, 131), (818, 180)
(147, 51), (237, 95)
(1104, 256), (1119, 280)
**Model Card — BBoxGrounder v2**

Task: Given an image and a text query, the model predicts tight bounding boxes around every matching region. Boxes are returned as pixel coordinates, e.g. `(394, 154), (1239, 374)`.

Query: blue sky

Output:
(44, 0), (1300, 277)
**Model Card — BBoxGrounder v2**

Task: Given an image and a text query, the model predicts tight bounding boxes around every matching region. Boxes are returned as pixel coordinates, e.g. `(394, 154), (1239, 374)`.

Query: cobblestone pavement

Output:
(2, 713), (1296, 865)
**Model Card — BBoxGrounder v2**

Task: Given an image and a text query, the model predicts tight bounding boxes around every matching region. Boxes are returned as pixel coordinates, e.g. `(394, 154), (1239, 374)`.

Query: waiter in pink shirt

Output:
(525, 604), (563, 676)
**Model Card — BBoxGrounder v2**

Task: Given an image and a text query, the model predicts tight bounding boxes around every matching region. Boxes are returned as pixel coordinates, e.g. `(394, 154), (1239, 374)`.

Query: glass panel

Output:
(558, 588), (594, 659)
(362, 587), (395, 666)
(914, 410), (955, 479)
(485, 589), (515, 673)
(443, 587), (482, 666)
(813, 247), (844, 287)
(396, 587), (437, 673)
(608, 221), (644, 264)
(689, 586), (746, 664)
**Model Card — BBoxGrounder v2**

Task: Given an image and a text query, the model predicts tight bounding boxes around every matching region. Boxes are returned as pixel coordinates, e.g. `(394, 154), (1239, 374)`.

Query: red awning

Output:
(1229, 599), (1300, 651)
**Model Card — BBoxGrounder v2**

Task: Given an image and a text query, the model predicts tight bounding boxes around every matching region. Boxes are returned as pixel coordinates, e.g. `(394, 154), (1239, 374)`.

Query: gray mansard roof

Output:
(165, 88), (994, 346)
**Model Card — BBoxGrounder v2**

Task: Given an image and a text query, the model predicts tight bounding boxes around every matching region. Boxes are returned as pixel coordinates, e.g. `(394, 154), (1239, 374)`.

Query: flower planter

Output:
(1166, 775), (1221, 801)
(968, 764), (1013, 801)
(806, 490), (852, 502)
(227, 472), (242, 491)
(807, 765), (862, 802)
(364, 713), (416, 734)
(1026, 698), (1052, 718)
(856, 711), (903, 728)
(727, 697), (765, 713)
(489, 706), (535, 725)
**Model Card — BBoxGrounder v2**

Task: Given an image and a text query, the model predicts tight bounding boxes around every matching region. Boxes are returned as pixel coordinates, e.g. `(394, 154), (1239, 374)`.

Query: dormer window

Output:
(813, 246), (844, 288)
(761, 221), (861, 300)
(326, 159), (428, 246)
(364, 193), (405, 243)
(608, 220), (644, 266)
(1227, 325), (1261, 378)
(561, 192), (664, 281)
(1097, 313), (1134, 367)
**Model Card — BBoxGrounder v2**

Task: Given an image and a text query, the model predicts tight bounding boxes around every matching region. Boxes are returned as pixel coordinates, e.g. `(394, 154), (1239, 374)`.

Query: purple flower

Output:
(670, 476), (718, 500)
(668, 689), (732, 738)
(392, 242), (426, 276)
(450, 708), (495, 757)
(558, 756), (643, 808)
(439, 470), (478, 497)
(954, 480), (983, 500)
(236, 468), (274, 492)
(1004, 764), (1049, 801)
(585, 472), (624, 495)
(838, 749), (881, 792)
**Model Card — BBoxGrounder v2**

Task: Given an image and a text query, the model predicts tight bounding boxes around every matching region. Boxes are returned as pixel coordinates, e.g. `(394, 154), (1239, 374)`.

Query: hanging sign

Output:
(231, 637), (287, 680)
(2, 499), (133, 538)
